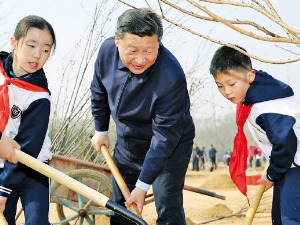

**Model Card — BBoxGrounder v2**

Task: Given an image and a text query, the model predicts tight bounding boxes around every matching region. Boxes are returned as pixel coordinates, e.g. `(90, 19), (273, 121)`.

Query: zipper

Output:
(116, 72), (132, 117)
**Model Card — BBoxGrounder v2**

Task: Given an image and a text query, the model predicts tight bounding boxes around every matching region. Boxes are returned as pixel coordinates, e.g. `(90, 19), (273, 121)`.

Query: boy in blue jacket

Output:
(210, 44), (300, 225)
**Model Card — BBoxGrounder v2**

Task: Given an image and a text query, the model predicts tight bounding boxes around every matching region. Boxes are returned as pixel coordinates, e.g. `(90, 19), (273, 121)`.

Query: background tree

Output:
(49, 1), (119, 161)
(118, 0), (300, 64)
(115, 0), (299, 155)
(2, 1), (287, 161)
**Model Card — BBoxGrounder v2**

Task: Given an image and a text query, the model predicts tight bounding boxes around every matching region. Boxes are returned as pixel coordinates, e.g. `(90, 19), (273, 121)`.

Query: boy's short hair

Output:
(209, 45), (252, 76)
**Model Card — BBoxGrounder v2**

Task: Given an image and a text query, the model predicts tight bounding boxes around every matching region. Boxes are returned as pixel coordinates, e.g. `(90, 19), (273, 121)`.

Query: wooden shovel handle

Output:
(243, 163), (269, 225)
(15, 149), (109, 206)
(0, 211), (8, 225)
(15, 149), (147, 225)
(100, 145), (142, 218)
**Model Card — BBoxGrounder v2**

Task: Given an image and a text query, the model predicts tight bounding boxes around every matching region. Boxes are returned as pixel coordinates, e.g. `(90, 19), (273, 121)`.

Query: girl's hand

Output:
(0, 196), (8, 212)
(0, 134), (20, 164)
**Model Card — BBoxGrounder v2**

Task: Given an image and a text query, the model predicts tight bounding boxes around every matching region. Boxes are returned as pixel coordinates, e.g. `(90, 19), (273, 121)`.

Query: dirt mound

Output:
(186, 217), (197, 225)
(147, 217), (196, 225)
(200, 174), (236, 189)
(200, 203), (233, 219)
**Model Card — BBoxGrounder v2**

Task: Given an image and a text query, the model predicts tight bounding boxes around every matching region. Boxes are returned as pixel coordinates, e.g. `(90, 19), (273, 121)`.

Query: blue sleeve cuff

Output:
(95, 130), (108, 135)
(136, 179), (151, 192)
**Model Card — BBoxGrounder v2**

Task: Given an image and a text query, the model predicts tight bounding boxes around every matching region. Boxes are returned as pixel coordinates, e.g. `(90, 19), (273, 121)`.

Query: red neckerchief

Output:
(0, 62), (48, 132)
(229, 102), (253, 204)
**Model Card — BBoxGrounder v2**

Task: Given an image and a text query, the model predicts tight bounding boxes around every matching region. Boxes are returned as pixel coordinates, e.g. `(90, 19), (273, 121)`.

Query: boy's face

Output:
(214, 69), (255, 104)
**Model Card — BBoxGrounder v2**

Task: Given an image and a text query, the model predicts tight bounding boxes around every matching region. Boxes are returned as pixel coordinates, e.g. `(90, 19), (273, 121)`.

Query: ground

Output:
(15, 162), (272, 225)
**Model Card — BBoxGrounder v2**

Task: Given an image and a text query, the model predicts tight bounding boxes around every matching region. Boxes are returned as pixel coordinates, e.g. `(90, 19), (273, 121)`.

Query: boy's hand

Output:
(257, 175), (274, 191)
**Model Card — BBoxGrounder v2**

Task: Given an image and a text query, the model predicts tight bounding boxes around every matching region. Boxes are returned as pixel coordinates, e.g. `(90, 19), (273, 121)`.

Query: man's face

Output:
(115, 33), (159, 74)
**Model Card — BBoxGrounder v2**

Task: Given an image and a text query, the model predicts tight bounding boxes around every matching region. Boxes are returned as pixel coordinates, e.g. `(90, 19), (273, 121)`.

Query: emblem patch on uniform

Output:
(11, 105), (22, 119)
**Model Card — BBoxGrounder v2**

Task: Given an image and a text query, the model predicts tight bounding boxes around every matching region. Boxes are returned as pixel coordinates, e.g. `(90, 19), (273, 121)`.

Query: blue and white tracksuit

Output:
(245, 70), (300, 225)
(0, 52), (52, 225)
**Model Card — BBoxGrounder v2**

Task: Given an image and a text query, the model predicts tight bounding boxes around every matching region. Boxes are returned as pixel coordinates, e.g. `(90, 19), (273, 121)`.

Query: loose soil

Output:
(15, 163), (272, 225)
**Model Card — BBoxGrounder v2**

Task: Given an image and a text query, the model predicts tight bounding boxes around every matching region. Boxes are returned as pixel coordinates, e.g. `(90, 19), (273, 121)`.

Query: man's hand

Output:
(0, 196), (7, 212)
(125, 187), (146, 213)
(0, 134), (20, 164)
(257, 175), (274, 191)
(91, 134), (110, 153)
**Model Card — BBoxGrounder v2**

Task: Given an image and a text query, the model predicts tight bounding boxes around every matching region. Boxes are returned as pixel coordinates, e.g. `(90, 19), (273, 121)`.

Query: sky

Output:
(1, 0), (300, 119)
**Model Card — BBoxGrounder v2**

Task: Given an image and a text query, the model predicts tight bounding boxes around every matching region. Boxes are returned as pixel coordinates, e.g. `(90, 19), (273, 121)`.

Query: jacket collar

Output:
(243, 70), (293, 105)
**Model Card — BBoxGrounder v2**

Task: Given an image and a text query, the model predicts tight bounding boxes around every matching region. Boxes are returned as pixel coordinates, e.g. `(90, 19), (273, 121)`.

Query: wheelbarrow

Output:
(14, 150), (147, 225)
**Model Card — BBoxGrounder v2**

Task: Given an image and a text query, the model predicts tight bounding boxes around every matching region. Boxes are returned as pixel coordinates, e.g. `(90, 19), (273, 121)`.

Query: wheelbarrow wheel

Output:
(51, 169), (112, 225)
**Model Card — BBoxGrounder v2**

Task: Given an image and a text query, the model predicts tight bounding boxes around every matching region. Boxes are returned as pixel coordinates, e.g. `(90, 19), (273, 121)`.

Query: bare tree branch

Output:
(50, 1), (119, 159)
(118, 0), (300, 64)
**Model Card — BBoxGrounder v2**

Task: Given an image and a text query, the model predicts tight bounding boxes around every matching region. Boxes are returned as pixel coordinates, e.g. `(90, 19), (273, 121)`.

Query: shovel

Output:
(100, 145), (142, 217)
(15, 149), (147, 225)
(243, 163), (269, 225)
(0, 211), (7, 225)
(184, 184), (226, 200)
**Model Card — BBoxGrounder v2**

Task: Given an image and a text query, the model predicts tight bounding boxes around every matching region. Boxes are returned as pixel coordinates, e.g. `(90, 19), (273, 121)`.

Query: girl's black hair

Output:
(14, 15), (56, 53)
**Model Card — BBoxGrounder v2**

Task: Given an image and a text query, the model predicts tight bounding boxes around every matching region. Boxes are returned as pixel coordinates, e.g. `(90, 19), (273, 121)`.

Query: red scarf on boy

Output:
(229, 102), (253, 200)
(0, 62), (48, 132)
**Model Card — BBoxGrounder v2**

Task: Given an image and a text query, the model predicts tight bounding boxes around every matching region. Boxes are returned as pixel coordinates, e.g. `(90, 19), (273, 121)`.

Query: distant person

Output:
(262, 154), (267, 165)
(199, 146), (206, 170)
(223, 149), (231, 166)
(255, 147), (262, 168)
(0, 133), (20, 164)
(208, 144), (217, 171)
(248, 145), (257, 168)
(248, 145), (261, 168)
(0, 15), (56, 224)
(90, 8), (195, 225)
(191, 144), (200, 171)
(210, 44), (300, 225)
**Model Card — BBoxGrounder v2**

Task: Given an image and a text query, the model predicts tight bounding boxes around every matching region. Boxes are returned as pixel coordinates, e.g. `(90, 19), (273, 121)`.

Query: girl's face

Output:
(10, 27), (53, 77)
(214, 69), (255, 104)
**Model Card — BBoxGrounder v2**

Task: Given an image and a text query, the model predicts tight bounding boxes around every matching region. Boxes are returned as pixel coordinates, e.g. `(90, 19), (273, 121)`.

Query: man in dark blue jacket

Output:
(90, 8), (195, 225)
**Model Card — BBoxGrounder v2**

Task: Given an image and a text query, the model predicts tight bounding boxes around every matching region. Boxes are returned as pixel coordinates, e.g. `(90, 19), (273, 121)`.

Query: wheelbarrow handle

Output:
(184, 184), (226, 200)
(100, 145), (142, 217)
(15, 149), (147, 225)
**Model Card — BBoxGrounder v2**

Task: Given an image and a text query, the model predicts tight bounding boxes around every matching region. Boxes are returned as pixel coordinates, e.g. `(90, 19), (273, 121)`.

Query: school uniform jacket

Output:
(0, 52), (52, 197)
(244, 70), (300, 182)
(90, 37), (195, 186)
